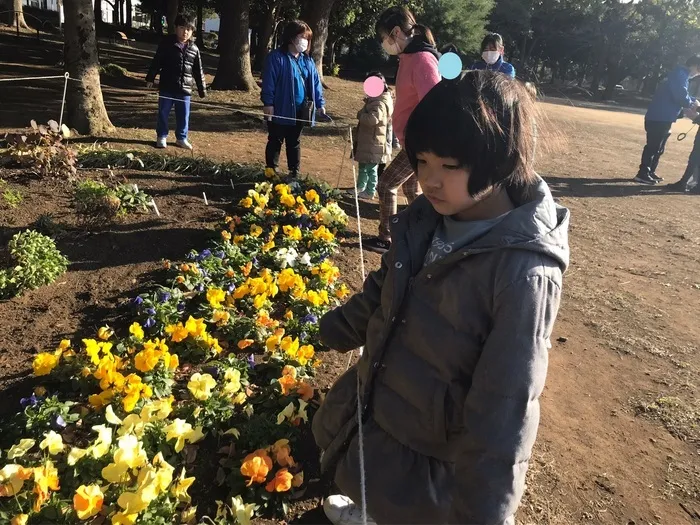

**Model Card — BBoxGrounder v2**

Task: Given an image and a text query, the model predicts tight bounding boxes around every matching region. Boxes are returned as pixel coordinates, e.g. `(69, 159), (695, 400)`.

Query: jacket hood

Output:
(401, 177), (570, 272)
(403, 37), (440, 60)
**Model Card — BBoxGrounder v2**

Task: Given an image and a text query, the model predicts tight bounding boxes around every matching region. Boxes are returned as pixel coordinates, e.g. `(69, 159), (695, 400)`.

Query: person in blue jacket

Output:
(470, 33), (515, 78)
(634, 56), (700, 185)
(261, 20), (326, 177)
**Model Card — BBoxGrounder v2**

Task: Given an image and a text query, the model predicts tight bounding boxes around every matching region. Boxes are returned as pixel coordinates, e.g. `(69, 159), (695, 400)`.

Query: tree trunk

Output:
(93, 0), (102, 30)
(300, 0), (337, 84)
(166, 0), (177, 33)
(126, 0), (131, 27)
(212, 0), (256, 91)
(63, 0), (114, 135)
(253, 0), (281, 72)
(13, 0), (30, 29)
(153, 7), (163, 34)
(196, 0), (203, 46)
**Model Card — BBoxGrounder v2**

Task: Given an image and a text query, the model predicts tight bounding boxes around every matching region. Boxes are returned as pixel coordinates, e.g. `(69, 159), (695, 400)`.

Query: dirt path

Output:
(1, 32), (699, 524)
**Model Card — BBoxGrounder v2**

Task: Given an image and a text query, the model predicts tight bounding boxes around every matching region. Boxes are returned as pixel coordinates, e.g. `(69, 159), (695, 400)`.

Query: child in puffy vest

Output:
(353, 72), (394, 200)
(313, 71), (569, 525)
(146, 13), (206, 150)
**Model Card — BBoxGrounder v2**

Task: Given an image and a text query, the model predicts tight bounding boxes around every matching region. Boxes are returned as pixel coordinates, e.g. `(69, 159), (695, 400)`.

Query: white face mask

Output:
(482, 51), (501, 65)
(295, 38), (309, 54)
(382, 37), (401, 56)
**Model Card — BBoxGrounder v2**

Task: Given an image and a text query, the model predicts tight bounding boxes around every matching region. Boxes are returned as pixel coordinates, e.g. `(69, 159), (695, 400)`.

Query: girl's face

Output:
(416, 152), (478, 219)
(417, 151), (507, 221)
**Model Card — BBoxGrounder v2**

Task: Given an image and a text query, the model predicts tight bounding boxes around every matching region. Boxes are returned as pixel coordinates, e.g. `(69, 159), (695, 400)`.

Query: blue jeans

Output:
(157, 92), (190, 140)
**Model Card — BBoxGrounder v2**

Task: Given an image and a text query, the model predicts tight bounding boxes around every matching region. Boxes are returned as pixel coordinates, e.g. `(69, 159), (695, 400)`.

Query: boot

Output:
(668, 163), (698, 192)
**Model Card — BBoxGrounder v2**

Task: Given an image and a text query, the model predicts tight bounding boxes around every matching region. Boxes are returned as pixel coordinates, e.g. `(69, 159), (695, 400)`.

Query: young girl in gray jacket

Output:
(313, 70), (570, 525)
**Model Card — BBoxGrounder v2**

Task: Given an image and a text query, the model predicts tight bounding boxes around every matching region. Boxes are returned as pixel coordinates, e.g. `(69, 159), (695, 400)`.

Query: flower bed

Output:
(0, 169), (349, 525)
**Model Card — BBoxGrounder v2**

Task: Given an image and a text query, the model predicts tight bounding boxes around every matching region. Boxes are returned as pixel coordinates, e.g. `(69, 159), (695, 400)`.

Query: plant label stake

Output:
(203, 192), (209, 206)
(133, 184), (139, 192)
(150, 199), (161, 217)
(230, 179), (235, 190)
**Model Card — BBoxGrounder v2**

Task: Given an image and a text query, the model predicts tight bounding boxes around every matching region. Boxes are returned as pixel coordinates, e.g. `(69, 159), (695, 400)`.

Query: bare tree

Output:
(12, 0), (30, 29)
(166, 0), (178, 33)
(300, 0), (337, 84)
(63, 0), (114, 134)
(212, 0), (256, 91)
(253, 0), (283, 72)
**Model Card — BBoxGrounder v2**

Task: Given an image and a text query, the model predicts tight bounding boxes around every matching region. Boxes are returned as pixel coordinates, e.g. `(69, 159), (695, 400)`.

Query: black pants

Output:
(266, 121), (304, 174)
(678, 130), (700, 187)
(639, 120), (673, 175)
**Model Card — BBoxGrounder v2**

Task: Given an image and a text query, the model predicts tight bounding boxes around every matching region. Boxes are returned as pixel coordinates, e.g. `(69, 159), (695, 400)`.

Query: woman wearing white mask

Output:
(362, 6), (441, 255)
(261, 20), (326, 177)
(471, 33), (516, 78)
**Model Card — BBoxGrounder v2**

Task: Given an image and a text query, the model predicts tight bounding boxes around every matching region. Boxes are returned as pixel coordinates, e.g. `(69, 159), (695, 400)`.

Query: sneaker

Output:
(650, 172), (664, 182)
(155, 137), (167, 149)
(358, 190), (377, 200)
(633, 172), (657, 185)
(666, 181), (689, 192)
(175, 138), (193, 150)
(323, 495), (377, 525)
(364, 237), (391, 254)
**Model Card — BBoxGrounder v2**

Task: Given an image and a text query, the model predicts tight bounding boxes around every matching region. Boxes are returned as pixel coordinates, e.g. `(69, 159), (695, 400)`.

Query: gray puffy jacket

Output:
(312, 178), (570, 524)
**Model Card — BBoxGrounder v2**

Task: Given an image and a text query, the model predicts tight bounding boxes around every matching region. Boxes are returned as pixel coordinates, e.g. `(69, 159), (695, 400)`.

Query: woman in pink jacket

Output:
(363, 6), (442, 254)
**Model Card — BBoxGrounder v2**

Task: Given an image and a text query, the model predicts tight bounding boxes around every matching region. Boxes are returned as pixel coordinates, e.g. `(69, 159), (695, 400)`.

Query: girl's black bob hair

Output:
(404, 70), (538, 197)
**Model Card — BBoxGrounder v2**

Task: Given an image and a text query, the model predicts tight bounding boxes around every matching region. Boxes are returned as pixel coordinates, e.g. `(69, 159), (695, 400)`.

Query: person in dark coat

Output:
(633, 56), (700, 185)
(668, 107), (700, 193)
(314, 71), (569, 525)
(146, 14), (206, 150)
(261, 20), (326, 177)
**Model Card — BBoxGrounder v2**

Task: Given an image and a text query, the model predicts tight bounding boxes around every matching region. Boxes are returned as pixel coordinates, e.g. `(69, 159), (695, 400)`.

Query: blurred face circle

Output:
(176, 25), (193, 42)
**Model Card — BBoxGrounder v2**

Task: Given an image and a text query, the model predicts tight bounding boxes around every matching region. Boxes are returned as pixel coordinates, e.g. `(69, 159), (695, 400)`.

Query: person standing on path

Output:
(146, 14), (206, 151)
(353, 72), (394, 200)
(363, 6), (441, 254)
(470, 33), (516, 79)
(633, 56), (700, 186)
(261, 20), (326, 178)
(668, 108), (700, 193)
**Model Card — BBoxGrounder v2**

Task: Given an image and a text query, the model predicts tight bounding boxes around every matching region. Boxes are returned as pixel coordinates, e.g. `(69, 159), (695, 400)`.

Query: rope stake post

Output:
(59, 72), (70, 129)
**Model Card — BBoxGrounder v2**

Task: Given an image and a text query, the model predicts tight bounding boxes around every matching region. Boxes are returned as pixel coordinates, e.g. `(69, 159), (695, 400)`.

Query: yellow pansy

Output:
(97, 326), (114, 341)
(223, 368), (242, 395)
(165, 322), (189, 343)
(313, 225), (335, 242)
(33, 352), (60, 377)
(240, 197), (253, 208)
(221, 230), (232, 241)
(207, 288), (226, 309)
(7, 439), (35, 460)
(280, 192), (296, 208)
(0, 464), (33, 497)
(73, 484), (104, 520)
(129, 322), (145, 340)
(39, 431), (64, 455)
(11, 514), (28, 525)
(280, 336), (300, 357)
(89, 425), (113, 459)
(231, 495), (257, 525)
(188, 373), (217, 401)
(134, 348), (161, 373)
(305, 189), (320, 203)
(213, 310), (231, 325)
(262, 239), (275, 252)
(185, 316), (207, 338)
(32, 460), (60, 512)
(67, 447), (89, 466)
(111, 512), (138, 525)
(172, 468), (196, 503)
(283, 225), (302, 240)
(250, 224), (263, 237)
(163, 419), (196, 453)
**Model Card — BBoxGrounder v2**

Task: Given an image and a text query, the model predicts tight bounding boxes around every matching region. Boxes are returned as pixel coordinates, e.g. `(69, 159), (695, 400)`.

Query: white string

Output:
(0, 75), (69, 82)
(345, 127), (368, 525)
